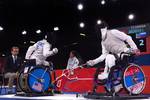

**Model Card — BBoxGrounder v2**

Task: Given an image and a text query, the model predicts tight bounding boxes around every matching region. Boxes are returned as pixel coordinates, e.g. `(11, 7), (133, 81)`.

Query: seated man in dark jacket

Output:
(5, 46), (22, 88)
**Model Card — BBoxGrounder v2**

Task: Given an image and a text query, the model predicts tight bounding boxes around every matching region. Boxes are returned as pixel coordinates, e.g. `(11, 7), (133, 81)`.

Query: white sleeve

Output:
(72, 58), (79, 69)
(111, 29), (138, 50)
(25, 44), (36, 59)
(43, 42), (54, 57)
(93, 42), (108, 64)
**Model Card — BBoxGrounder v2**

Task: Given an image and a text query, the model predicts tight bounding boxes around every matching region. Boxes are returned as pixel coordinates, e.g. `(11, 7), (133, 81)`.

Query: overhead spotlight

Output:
(2, 54), (5, 57)
(80, 33), (86, 37)
(54, 27), (59, 31)
(101, 0), (106, 5)
(77, 3), (83, 10)
(72, 42), (78, 45)
(97, 20), (102, 25)
(30, 41), (36, 44)
(0, 26), (4, 31)
(79, 22), (85, 28)
(128, 14), (135, 20)
(24, 41), (27, 44)
(36, 29), (41, 34)
(22, 30), (27, 35)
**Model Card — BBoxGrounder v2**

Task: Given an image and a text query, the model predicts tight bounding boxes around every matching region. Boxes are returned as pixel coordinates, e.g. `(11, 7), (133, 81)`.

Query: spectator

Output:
(66, 50), (84, 70)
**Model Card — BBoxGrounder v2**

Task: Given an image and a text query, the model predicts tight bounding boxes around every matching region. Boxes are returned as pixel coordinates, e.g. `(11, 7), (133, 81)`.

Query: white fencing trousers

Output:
(98, 54), (116, 80)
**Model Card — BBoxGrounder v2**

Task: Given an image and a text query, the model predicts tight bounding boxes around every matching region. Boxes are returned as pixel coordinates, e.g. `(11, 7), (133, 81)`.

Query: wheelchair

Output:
(93, 52), (146, 96)
(17, 59), (54, 94)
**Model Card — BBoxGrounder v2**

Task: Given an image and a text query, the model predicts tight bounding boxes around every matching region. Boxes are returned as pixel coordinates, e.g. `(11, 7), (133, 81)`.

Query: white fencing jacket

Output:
(93, 29), (138, 64)
(25, 39), (55, 66)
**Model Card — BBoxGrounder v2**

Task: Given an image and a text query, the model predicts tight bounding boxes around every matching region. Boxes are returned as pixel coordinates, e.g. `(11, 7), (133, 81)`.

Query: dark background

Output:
(0, 0), (150, 69)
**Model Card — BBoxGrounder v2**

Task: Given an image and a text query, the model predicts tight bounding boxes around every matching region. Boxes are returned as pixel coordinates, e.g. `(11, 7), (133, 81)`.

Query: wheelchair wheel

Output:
(123, 63), (146, 95)
(27, 67), (51, 93)
(18, 66), (35, 93)
(18, 70), (30, 93)
(105, 66), (123, 95)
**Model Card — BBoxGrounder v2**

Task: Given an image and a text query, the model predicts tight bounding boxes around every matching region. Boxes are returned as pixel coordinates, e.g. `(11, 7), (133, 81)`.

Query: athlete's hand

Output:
(132, 49), (140, 56)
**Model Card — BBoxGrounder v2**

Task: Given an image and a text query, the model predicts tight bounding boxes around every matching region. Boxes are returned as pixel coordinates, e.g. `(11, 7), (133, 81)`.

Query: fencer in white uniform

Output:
(25, 35), (58, 66)
(87, 21), (140, 80)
